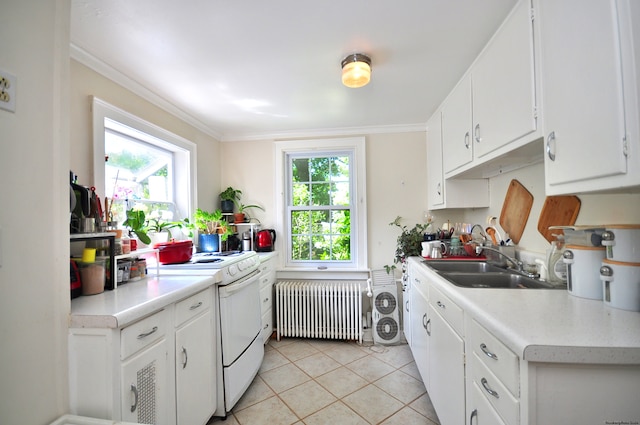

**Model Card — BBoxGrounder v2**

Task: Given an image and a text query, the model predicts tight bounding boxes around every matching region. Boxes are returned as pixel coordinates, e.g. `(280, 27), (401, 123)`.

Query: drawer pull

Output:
(481, 377), (499, 399)
(263, 297), (270, 303)
(137, 326), (158, 340)
(130, 384), (138, 412)
(422, 313), (428, 329)
(469, 409), (477, 425)
(436, 300), (446, 309)
(464, 131), (470, 149)
(189, 301), (203, 310)
(480, 343), (498, 360)
(263, 323), (270, 330)
(426, 318), (431, 336)
(406, 300), (409, 312)
(181, 346), (188, 369)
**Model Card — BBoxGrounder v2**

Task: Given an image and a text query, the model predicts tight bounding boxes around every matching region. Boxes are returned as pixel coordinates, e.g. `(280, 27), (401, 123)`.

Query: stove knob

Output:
(228, 264), (238, 276)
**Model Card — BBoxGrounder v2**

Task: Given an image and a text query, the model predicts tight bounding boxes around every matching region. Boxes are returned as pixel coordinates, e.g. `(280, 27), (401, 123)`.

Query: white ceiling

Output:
(70, 0), (519, 142)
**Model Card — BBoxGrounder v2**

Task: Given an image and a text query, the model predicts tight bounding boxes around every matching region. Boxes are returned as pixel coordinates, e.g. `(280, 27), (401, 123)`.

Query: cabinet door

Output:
(442, 74), (473, 174)
(410, 272), (430, 391)
(428, 305), (465, 425)
(473, 0), (537, 158)
(176, 309), (216, 425)
(468, 381), (507, 425)
(539, 0), (627, 187)
(427, 111), (444, 208)
(121, 339), (170, 425)
(402, 266), (412, 347)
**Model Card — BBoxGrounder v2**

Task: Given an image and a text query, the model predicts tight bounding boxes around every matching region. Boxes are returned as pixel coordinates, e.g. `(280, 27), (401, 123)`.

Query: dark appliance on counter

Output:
(255, 229), (276, 252)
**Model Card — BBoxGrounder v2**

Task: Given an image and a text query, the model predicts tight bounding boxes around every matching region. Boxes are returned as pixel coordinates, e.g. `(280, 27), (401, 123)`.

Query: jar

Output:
(121, 235), (131, 254)
(563, 245), (606, 300)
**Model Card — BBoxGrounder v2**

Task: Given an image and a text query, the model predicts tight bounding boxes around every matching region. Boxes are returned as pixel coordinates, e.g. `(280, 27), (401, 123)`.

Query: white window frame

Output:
(91, 96), (197, 224)
(275, 137), (367, 270)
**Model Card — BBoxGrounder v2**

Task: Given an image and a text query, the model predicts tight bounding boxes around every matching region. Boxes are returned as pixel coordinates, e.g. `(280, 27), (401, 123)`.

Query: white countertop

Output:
(69, 274), (217, 329)
(414, 258), (640, 364)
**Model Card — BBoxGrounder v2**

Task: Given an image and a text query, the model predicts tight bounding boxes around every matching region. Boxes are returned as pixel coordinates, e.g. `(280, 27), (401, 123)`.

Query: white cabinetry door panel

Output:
(473, 0), (537, 159)
(469, 381), (508, 425)
(175, 309), (215, 425)
(121, 339), (170, 425)
(427, 112), (444, 208)
(442, 74), (473, 174)
(539, 0), (628, 188)
(428, 305), (465, 425)
(410, 272), (430, 391)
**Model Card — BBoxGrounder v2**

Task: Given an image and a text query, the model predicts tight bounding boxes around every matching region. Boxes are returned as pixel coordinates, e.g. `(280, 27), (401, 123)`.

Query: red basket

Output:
(153, 240), (193, 264)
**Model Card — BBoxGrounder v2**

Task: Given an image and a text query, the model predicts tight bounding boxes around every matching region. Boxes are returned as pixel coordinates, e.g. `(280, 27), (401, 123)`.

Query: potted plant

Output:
(219, 187), (242, 213)
(194, 208), (233, 252)
(389, 216), (432, 265)
(232, 200), (264, 223)
(122, 208), (151, 245)
(145, 218), (182, 244)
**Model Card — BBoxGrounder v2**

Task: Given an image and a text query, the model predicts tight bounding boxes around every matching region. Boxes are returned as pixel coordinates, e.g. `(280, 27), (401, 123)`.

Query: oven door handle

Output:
(219, 270), (261, 297)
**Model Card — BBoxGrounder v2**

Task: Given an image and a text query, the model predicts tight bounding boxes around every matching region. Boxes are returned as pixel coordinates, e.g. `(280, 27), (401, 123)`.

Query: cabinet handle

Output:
(263, 323), (269, 330)
(546, 131), (556, 161)
(422, 313), (428, 329)
(189, 301), (203, 310)
(470, 409), (477, 425)
(263, 297), (270, 303)
(426, 318), (431, 336)
(474, 123), (481, 143)
(182, 346), (188, 369)
(436, 182), (442, 196)
(130, 384), (138, 412)
(436, 300), (446, 309)
(405, 300), (410, 312)
(464, 131), (470, 149)
(137, 326), (158, 340)
(480, 343), (498, 360)
(481, 377), (499, 399)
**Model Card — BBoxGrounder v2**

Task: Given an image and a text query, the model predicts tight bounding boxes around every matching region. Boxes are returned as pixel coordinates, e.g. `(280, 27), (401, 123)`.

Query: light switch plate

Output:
(0, 68), (16, 113)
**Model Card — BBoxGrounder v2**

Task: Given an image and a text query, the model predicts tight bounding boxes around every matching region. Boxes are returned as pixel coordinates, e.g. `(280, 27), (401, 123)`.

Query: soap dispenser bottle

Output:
(547, 234), (567, 284)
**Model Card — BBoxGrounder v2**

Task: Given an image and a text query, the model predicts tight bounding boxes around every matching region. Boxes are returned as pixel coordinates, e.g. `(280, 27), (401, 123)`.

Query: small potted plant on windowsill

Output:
(194, 208), (233, 252)
(232, 201), (264, 223)
(145, 218), (182, 245)
(219, 187), (242, 213)
(123, 208), (151, 245)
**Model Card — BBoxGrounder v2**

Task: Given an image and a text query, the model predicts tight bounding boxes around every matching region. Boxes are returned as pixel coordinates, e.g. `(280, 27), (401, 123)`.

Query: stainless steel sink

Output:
(423, 260), (561, 289)
(423, 260), (506, 274)
(440, 272), (558, 289)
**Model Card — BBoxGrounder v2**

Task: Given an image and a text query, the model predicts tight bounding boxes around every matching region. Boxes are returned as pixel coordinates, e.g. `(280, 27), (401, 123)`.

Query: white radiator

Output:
(276, 280), (363, 344)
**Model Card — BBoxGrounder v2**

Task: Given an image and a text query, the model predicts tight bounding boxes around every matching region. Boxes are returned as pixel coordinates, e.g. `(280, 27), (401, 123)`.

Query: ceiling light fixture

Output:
(341, 53), (372, 88)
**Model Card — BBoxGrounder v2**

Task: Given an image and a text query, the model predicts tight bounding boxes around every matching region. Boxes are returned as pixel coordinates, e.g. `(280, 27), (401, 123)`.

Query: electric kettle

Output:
(255, 229), (276, 252)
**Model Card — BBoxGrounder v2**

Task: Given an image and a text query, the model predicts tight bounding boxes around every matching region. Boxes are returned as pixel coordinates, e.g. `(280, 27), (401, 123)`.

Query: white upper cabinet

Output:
(427, 109), (489, 210)
(442, 75), (474, 174)
(473, 0), (537, 159)
(538, 0), (640, 194)
(438, 0), (542, 181)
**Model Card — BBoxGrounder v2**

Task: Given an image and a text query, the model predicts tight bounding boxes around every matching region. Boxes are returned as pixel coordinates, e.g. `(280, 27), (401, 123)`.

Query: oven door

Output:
(218, 270), (262, 365)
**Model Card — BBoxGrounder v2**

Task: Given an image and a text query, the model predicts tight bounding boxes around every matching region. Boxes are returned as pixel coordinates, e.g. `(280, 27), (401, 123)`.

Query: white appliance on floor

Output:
(158, 250), (263, 418)
(370, 270), (401, 345)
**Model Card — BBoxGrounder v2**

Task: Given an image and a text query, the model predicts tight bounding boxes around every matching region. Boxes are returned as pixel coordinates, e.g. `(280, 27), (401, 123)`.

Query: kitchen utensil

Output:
(486, 227), (499, 245)
(601, 224), (640, 262)
(255, 229), (276, 252)
(537, 196), (581, 243)
(499, 179), (534, 245)
(600, 259), (640, 312)
(563, 245), (606, 300)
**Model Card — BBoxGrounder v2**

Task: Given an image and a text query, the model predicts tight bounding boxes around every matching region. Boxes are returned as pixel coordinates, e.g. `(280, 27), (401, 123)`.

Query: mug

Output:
(422, 241), (447, 257)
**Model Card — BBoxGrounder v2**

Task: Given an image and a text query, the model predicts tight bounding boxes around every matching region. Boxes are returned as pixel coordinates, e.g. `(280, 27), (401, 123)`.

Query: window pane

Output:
(312, 235), (330, 260)
(292, 182), (310, 206)
(331, 182), (350, 206)
(291, 210), (311, 234)
(311, 183), (330, 206)
(310, 157), (330, 182)
(291, 235), (311, 260)
(292, 158), (309, 182)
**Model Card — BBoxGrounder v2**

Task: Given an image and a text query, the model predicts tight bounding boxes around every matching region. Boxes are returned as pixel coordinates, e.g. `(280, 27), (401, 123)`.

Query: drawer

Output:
(470, 319), (519, 397)
(259, 271), (275, 289)
(471, 352), (520, 425)
(429, 284), (464, 336)
(175, 287), (212, 327)
(121, 309), (169, 360)
(260, 283), (272, 315)
(260, 308), (273, 343)
(259, 257), (275, 274)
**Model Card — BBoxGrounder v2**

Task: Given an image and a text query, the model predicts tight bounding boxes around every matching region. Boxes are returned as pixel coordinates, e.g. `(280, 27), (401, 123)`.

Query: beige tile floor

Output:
(209, 337), (440, 425)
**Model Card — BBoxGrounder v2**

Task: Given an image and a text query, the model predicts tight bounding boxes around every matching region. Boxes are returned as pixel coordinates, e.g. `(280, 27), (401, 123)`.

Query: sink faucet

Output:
(475, 245), (540, 279)
(469, 224), (487, 242)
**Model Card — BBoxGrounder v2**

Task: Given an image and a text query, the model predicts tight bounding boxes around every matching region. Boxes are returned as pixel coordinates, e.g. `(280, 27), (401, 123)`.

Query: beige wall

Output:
(69, 60), (222, 212)
(221, 132), (429, 271)
(0, 1), (70, 424)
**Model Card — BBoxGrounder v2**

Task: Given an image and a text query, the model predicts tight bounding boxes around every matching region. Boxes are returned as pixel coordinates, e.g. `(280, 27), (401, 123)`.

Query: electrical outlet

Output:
(0, 68), (16, 113)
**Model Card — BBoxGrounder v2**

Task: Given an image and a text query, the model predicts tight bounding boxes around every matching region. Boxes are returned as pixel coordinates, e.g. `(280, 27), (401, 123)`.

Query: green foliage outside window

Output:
(290, 155), (351, 261)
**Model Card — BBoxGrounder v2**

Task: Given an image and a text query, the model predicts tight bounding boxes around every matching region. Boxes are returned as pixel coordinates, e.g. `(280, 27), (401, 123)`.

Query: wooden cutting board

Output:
(537, 196), (581, 243)
(499, 179), (534, 245)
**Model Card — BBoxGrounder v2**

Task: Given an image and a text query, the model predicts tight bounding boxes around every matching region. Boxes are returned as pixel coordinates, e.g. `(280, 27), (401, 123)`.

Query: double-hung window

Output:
(276, 137), (367, 269)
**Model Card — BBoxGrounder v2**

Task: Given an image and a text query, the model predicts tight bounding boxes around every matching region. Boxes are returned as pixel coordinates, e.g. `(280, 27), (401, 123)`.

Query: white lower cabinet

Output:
(175, 289), (216, 425)
(469, 380), (507, 425)
(409, 266), (430, 389)
(258, 253), (277, 343)
(69, 286), (217, 425)
(428, 303), (465, 425)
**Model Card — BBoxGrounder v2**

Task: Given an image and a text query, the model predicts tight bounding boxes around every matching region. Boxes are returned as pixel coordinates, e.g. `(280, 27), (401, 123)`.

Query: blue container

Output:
(199, 233), (220, 252)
